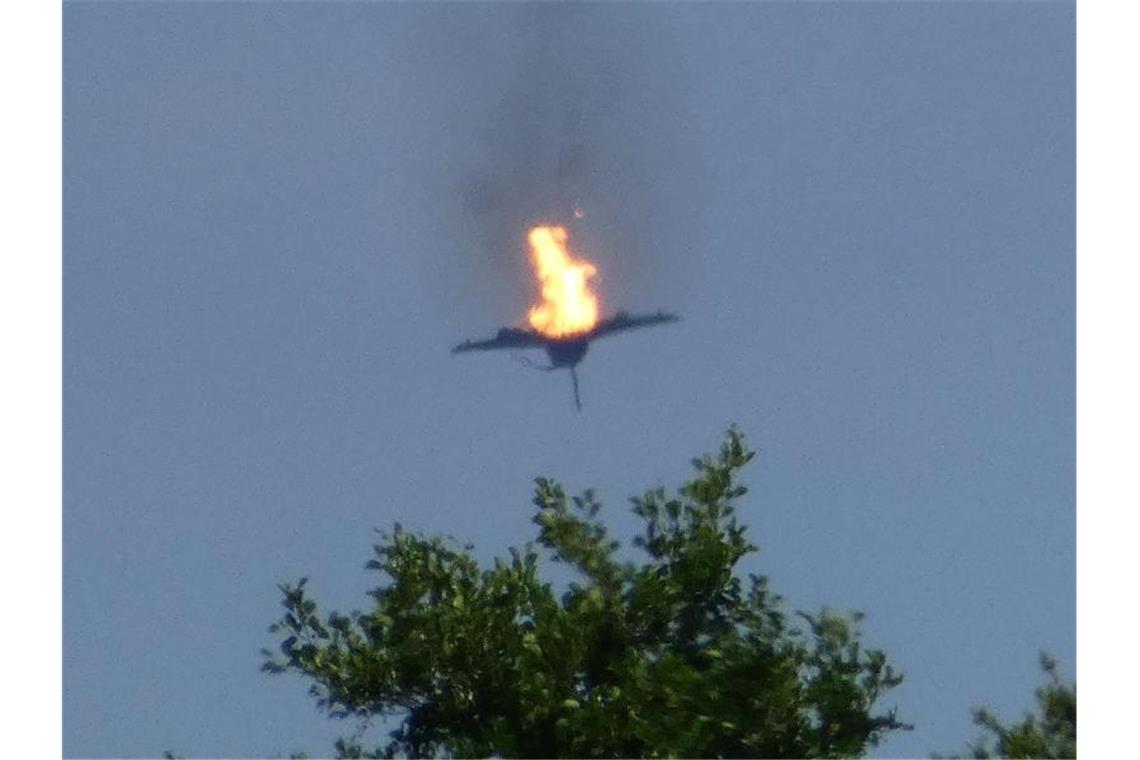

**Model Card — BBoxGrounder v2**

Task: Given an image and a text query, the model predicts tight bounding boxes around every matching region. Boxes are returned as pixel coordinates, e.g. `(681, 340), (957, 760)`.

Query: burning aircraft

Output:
(452, 225), (679, 410)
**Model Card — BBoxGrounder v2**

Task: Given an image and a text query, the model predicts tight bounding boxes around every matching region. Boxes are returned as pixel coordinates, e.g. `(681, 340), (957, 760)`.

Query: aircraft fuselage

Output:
(545, 336), (589, 368)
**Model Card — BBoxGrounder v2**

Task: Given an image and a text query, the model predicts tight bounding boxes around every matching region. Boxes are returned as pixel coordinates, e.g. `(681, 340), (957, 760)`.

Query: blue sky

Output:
(64, 3), (1074, 757)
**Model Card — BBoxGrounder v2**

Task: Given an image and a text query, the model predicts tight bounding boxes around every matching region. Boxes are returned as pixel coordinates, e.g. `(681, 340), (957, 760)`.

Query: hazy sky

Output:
(64, 3), (1074, 757)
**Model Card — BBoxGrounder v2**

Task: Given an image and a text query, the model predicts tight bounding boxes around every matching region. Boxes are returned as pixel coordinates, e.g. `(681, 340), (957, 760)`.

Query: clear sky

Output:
(64, 3), (1074, 757)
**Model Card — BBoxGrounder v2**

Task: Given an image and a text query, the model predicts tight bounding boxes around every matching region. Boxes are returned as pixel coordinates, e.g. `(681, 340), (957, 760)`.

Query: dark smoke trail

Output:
(414, 3), (698, 322)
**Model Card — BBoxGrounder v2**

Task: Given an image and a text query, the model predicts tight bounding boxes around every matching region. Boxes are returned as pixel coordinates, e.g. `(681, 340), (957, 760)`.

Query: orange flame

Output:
(526, 225), (599, 338)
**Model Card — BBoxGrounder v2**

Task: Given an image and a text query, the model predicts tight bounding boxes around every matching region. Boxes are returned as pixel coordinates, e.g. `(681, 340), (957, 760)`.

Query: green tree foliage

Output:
(964, 654), (1076, 759)
(263, 429), (908, 758)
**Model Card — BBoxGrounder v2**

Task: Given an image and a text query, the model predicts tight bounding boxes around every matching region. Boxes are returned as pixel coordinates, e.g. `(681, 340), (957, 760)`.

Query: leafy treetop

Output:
(963, 653), (1075, 759)
(263, 428), (908, 758)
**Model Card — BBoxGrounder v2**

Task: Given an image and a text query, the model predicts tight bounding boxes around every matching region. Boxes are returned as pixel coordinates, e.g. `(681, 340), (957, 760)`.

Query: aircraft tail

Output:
(570, 366), (582, 412)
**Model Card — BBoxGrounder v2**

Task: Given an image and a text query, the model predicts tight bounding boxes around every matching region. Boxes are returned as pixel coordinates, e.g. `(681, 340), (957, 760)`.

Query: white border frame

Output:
(1077, 0), (1140, 757)
(1, 1), (62, 757)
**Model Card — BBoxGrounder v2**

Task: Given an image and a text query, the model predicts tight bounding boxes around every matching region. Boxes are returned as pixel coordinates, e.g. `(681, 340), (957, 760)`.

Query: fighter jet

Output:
(452, 310), (680, 411)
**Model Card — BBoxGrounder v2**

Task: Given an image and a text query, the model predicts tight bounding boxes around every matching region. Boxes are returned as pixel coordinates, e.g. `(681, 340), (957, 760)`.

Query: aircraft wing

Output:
(590, 310), (681, 341)
(452, 327), (546, 354)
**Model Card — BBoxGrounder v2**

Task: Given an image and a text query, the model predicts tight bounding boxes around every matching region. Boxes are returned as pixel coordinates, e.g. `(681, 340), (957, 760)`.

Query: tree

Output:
(963, 654), (1076, 759)
(263, 429), (909, 758)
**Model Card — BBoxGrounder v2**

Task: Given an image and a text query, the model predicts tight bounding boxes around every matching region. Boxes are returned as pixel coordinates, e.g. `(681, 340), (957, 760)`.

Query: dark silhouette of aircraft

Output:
(452, 310), (680, 411)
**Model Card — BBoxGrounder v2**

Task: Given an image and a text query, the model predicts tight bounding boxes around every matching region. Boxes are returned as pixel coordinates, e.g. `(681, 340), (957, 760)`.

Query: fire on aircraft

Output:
(452, 225), (679, 410)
